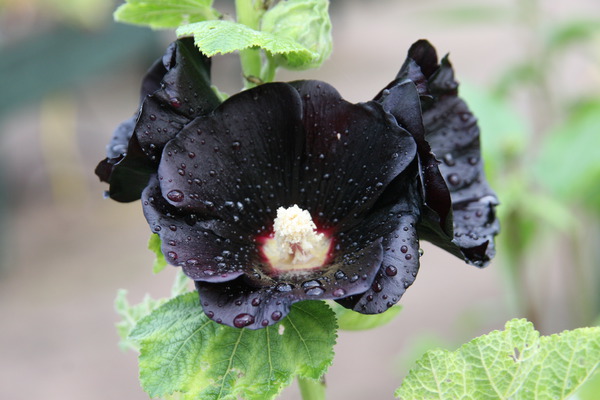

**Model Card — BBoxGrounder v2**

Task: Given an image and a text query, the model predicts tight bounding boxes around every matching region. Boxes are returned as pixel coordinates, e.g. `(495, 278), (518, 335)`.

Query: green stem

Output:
(235, 0), (267, 88)
(298, 376), (326, 400)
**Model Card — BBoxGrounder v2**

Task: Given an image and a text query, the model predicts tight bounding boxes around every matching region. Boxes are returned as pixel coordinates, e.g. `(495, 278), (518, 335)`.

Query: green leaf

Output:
(261, 0), (332, 70)
(114, 289), (166, 352)
(331, 302), (401, 331)
(176, 20), (318, 66)
(131, 293), (337, 400)
(395, 319), (600, 400)
(148, 233), (167, 274)
(114, 0), (220, 29)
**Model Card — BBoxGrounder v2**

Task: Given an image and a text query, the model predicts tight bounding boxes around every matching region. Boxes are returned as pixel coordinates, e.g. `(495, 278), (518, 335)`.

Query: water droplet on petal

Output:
(271, 311), (282, 321)
(233, 313), (255, 328)
(447, 174), (461, 186)
(305, 287), (325, 296)
(149, 114), (157, 121)
(167, 251), (178, 260)
(251, 298), (261, 306)
(167, 190), (184, 202)
(385, 265), (398, 276)
(170, 97), (182, 108)
(400, 245), (408, 253)
(332, 288), (346, 297)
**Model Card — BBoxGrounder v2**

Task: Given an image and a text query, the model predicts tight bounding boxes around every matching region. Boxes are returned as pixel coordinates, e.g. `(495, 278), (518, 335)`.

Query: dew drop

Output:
(206, 311), (214, 318)
(261, 319), (269, 327)
(233, 313), (255, 328)
(334, 270), (346, 280)
(170, 97), (182, 108)
(167, 190), (184, 202)
(276, 283), (292, 292)
(251, 298), (261, 306)
(332, 288), (346, 297)
(400, 245), (408, 253)
(443, 153), (456, 166)
(232, 141), (241, 150)
(167, 251), (178, 260)
(371, 281), (383, 293)
(447, 174), (461, 186)
(405, 254), (413, 260)
(468, 156), (479, 165)
(271, 311), (283, 321)
(186, 258), (199, 266)
(385, 265), (398, 276)
(149, 114), (156, 121)
(305, 287), (325, 296)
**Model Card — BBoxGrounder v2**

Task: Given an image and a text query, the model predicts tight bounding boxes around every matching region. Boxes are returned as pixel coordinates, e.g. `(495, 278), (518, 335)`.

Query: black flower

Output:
(97, 39), (499, 329)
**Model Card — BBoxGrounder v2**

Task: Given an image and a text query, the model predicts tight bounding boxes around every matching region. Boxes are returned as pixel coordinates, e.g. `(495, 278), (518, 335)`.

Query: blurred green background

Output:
(0, 0), (599, 399)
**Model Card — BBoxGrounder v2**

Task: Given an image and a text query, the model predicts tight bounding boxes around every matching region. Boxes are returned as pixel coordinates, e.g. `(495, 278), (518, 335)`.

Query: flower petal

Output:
(336, 208), (420, 313)
(142, 177), (247, 282)
(96, 38), (220, 202)
(382, 40), (499, 267)
(157, 80), (417, 235)
(195, 238), (384, 329)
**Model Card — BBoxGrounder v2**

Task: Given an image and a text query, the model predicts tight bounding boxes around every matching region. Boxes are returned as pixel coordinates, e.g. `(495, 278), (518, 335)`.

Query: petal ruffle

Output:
(381, 40), (499, 267)
(96, 38), (220, 202)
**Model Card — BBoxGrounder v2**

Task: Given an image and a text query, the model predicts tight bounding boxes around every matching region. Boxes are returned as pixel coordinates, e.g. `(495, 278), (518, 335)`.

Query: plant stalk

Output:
(298, 376), (326, 400)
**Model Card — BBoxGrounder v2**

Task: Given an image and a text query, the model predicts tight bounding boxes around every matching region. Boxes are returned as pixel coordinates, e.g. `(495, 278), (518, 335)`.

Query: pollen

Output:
(262, 205), (331, 273)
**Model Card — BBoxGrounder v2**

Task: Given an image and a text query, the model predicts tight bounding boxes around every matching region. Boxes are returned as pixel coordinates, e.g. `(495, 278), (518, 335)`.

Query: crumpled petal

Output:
(378, 39), (499, 267)
(95, 38), (220, 202)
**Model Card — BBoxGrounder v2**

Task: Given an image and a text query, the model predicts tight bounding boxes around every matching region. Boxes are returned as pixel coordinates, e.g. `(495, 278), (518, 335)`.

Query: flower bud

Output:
(261, 0), (332, 70)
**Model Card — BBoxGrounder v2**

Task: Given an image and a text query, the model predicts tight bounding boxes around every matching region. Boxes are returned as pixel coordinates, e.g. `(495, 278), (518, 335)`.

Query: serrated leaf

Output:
(148, 233), (167, 274)
(131, 293), (336, 400)
(176, 20), (318, 65)
(114, 289), (166, 351)
(331, 302), (401, 331)
(395, 319), (600, 400)
(114, 0), (220, 29)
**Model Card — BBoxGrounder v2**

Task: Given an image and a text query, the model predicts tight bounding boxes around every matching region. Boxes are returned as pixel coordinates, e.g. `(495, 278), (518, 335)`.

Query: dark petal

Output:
(96, 38), (221, 202)
(289, 80), (418, 232)
(391, 41), (499, 267)
(158, 80), (417, 239)
(135, 38), (220, 162)
(336, 202), (420, 313)
(101, 135), (158, 202)
(195, 238), (384, 329)
(400, 39), (439, 80)
(142, 177), (247, 282)
(420, 88), (499, 267)
(377, 81), (453, 235)
(157, 82), (304, 233)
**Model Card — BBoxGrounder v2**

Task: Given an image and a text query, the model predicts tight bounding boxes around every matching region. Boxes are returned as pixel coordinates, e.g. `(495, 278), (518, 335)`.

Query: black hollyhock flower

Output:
(95, 38), (220, 202)
(98, 39), (499, 329)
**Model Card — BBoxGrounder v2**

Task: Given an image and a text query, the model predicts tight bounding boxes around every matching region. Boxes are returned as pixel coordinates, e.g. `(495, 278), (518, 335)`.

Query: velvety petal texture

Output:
(98, 39), (499, 329)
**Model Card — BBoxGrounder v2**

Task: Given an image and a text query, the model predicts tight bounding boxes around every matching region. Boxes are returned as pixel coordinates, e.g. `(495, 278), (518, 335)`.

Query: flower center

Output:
(262, 205), (331, 273)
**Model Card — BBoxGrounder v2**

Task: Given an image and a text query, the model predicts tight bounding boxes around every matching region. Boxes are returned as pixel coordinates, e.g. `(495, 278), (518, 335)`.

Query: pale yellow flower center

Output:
(262, 205), (331, 272)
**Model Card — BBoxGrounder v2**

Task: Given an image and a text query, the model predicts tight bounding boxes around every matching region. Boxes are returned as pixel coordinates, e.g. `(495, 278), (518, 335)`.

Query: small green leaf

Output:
(114, 0), (220, 29)
(395, 319), (600, 400)
(331, 302), (401, 331)
(176, 20), (318, 65)
(148, 233), (167, 274)
(114, 289), (166, 352)
(131, 294), (337, 400)
(261, 0), (332, 70)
